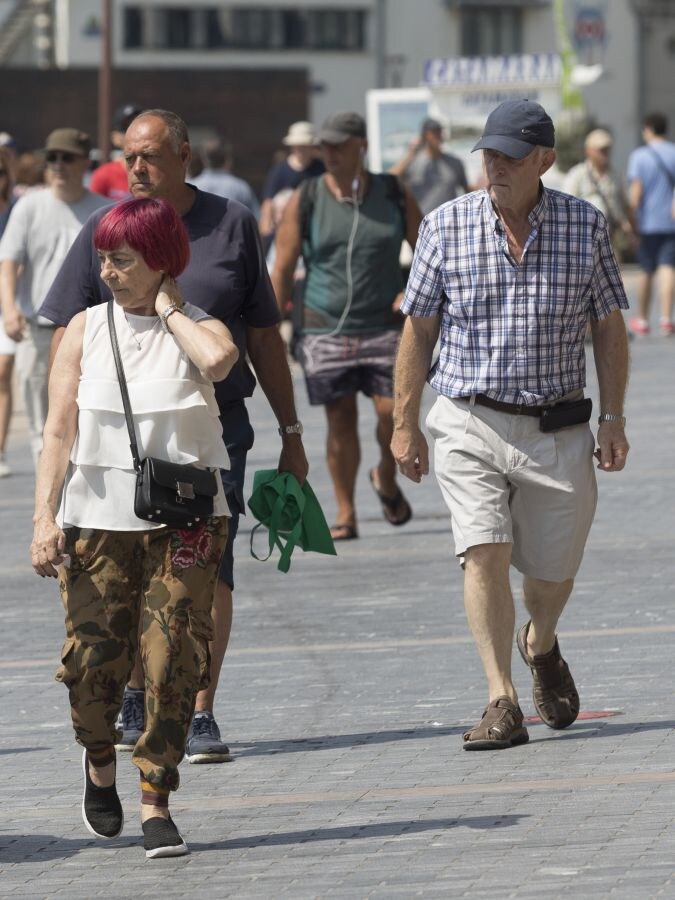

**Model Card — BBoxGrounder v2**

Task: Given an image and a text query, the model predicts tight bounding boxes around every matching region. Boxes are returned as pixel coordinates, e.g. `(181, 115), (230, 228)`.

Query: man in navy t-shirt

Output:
(259, 121), (325, 249)
(40, 109), (308, 765)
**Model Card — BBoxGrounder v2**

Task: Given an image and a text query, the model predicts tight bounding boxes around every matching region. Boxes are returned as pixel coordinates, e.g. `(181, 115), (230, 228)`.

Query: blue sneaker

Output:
(185, 711), (232, 764)
(114, 687), (145, 751)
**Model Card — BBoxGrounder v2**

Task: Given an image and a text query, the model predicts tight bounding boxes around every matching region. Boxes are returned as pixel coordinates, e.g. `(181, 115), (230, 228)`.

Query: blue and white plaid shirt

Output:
(401, 187), (629, 405)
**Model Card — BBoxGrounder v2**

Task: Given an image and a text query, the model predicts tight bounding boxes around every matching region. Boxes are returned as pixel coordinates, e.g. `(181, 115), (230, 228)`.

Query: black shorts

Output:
(638, 232), (675, 274)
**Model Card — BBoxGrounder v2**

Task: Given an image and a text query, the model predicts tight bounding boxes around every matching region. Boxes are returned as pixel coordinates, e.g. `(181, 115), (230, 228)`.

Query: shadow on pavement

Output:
(0, 747), (49, 756)
(0, 834), (136, 862)
(192, 814), (529, 851)
(533, 719), (675, 741)
(232, 724), (466, 756)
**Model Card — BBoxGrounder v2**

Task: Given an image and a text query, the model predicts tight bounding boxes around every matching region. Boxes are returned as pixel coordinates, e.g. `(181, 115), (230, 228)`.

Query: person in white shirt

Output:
(0, 128), (110, 465)
(31, 197), (239, 858)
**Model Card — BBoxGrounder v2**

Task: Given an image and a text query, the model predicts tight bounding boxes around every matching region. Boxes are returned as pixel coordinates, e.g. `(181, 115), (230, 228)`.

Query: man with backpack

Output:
(271, 112), (422, 541)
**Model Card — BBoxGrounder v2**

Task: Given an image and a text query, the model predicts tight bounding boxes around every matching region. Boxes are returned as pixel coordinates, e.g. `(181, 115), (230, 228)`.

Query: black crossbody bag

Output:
(107, 301), (218, 529)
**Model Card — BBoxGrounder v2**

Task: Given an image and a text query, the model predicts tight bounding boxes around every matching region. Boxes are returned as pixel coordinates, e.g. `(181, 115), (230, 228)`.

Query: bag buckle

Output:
(176, 480), (195, 502)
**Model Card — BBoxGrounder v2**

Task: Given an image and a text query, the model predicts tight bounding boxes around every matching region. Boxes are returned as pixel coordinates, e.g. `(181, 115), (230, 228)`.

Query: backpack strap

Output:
(299, 175), (321, 250)
(380, 172), (407, 235)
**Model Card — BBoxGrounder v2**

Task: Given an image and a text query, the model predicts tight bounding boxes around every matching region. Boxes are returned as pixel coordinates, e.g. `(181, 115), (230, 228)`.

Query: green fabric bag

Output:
(247, 469), (337, 573)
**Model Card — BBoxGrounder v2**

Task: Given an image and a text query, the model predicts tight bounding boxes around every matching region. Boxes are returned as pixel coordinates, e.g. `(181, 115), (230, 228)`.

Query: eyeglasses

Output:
(46, 151), (78, 164)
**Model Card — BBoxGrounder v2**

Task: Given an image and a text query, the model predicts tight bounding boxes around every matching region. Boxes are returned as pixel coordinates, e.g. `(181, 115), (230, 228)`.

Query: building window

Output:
(122, 6), (368, 51)
(165, 8), (193, 49)
(461, 6), (523, 56)
(123, 7), (143, 49)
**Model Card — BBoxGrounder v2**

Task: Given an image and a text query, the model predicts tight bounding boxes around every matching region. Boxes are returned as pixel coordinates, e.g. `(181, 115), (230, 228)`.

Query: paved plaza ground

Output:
(1, 270), (675, 898)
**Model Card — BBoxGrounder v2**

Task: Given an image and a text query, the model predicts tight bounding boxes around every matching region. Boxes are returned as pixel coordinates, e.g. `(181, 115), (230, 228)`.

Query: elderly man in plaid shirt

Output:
(392, 100), (630, 751)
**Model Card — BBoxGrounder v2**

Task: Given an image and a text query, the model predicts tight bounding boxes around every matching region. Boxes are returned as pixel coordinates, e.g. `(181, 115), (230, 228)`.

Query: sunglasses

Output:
(46, 151), (78, 164)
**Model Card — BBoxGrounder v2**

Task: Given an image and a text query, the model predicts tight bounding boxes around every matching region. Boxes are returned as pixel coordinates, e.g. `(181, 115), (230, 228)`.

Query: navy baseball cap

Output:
(473, 99), (555, 159)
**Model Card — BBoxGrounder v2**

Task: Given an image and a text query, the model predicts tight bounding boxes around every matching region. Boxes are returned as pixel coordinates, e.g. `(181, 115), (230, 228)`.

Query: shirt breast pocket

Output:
(529, 257), (593, 327)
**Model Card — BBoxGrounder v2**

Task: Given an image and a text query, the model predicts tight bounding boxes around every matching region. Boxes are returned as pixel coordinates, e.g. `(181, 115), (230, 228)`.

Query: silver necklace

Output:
(124, 311), (158, 350)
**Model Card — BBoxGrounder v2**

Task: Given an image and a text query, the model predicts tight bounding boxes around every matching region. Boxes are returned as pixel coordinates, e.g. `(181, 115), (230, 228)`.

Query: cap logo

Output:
(521, 128), (533, 135)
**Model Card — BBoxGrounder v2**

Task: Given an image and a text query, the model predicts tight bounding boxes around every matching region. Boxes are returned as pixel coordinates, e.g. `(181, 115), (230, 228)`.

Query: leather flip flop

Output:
(330, 523), (358, 541)
(369, 469), (412, 526)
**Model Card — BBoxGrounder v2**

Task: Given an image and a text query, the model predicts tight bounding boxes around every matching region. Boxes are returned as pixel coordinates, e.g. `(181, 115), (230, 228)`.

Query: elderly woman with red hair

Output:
(31, 198), (238, 858)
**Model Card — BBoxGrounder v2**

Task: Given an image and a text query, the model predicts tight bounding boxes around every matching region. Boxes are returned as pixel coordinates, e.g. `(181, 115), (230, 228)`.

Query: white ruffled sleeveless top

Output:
(58, 301), (230, 530)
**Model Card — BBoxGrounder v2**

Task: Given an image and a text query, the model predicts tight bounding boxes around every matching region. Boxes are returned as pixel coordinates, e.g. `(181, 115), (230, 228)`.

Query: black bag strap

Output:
(646, 145), (675, 189)
(107, 300), (143, 472)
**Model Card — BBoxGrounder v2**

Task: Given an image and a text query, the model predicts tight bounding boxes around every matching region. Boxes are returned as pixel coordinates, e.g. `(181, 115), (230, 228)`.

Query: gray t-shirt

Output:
(0, 188), (110, 322)
(191, 170), (260, 218)
(404, 152), (468, 216)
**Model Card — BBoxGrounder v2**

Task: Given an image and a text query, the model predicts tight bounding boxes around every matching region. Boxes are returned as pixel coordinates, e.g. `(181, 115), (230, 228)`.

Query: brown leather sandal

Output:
(462, 696), (529, 751)
(517, 621), (579, 729)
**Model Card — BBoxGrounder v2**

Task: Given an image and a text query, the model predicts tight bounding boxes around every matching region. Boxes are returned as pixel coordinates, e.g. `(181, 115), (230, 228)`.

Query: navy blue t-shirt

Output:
(262, 158), (325, 200)
(39, 187), (281, 408)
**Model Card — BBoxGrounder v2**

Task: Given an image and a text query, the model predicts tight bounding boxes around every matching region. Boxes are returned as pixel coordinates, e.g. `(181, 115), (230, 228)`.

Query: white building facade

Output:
(3, 0), (675, 171)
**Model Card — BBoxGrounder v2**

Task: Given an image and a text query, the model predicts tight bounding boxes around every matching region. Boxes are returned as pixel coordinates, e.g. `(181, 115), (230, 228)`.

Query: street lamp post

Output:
(98, 0), (112, 160)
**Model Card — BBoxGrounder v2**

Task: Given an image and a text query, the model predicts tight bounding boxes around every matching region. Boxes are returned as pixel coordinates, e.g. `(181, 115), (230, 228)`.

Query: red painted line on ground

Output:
(524, 709), (622, 724)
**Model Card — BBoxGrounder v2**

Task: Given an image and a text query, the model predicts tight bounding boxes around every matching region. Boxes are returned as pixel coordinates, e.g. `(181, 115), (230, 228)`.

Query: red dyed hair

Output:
(94, 198), (189, 278)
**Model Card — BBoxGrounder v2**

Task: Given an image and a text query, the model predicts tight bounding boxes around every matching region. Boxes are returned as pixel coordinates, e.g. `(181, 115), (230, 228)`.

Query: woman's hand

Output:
(155, 276), (184, 317)
(31, 515), (66, 578)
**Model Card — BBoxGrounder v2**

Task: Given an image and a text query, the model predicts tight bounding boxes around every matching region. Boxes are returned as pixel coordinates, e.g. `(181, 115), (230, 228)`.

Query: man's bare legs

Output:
(657, 264), (675, 324)
(636, 270), (653, 321)
(463, 545), (575, 702)
(522, 575), (574, 656)
(463, 543), (517, 703)
(371, 394), (399, 497)
(0, 354), (13, 472)
(325, 394), (360, 532)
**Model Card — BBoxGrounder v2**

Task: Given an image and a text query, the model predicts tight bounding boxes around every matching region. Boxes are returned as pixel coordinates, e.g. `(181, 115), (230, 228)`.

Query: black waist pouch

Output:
(540, 397), (592, 433)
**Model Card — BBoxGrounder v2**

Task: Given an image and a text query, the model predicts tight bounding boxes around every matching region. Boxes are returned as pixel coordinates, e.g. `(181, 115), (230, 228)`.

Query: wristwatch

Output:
(159, 303), (182, 333)
(278, 421), (304, 436)
(598, 413), (626, 426)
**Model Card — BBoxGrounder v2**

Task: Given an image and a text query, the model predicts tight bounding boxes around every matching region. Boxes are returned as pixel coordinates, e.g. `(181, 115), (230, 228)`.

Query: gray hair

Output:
(132, 109), (189, 151)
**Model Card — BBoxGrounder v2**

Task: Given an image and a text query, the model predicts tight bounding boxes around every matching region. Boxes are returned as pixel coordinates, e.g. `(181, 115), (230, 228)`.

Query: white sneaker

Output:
(0, 455), (11, 478)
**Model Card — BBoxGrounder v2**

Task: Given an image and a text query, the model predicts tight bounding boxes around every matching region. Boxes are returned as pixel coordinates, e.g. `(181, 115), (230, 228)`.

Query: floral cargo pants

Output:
(56, 517), (228, 792)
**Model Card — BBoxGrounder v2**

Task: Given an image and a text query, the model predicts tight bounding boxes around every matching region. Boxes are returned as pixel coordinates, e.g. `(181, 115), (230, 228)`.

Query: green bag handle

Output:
(249, 475), (305, 573)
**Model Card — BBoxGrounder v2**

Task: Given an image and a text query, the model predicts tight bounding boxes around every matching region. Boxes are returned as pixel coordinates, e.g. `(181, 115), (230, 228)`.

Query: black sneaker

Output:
(185, 711), (232, 764)
(142, 816), (189, 859)
(81, 750), (124, 839)
(115, 687), (145, 751)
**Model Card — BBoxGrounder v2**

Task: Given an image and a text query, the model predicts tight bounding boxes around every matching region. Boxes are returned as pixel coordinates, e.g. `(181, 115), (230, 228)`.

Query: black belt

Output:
(471, 394), (544, 417)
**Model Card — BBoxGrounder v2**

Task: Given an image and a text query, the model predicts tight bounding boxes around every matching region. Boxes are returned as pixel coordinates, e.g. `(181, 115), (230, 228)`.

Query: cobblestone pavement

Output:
(1, 271), (675, 898)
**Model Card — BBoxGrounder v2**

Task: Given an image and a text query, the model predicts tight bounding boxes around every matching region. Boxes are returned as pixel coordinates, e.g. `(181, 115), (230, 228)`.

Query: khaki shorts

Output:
(426, 395), (598, 582)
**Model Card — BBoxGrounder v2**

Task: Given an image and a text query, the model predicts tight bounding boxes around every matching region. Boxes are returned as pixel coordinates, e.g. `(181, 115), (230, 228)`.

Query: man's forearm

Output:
(393, 316), (440, 428)
(0, 260), (18, 319)
(591, 311), (629, 414)
(246, 324), (298, 425)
